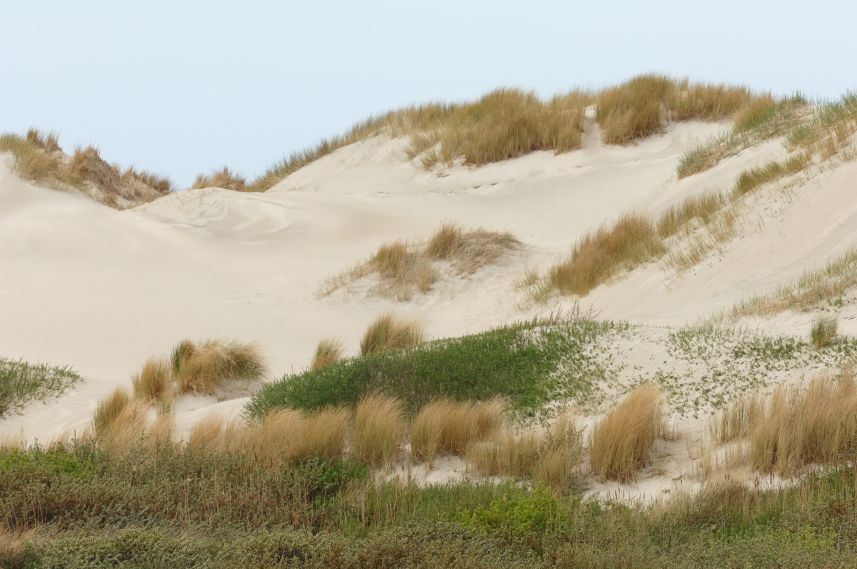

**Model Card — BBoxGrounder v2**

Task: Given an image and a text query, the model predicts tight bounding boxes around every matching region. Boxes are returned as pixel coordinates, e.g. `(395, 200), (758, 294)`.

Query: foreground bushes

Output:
(4, 437), (857, 567)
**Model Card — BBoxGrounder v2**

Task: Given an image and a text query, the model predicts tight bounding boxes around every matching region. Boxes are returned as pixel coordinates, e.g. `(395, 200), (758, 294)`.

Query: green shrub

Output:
(247, 318), (615, 418)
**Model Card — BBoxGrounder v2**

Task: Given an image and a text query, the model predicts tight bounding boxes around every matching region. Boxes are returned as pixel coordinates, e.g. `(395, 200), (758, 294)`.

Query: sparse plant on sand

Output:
(0, 357), (82, 417)
(810, 315), (838, 349)
(590, 385), (662, 482)
(324, 224), (519, 300)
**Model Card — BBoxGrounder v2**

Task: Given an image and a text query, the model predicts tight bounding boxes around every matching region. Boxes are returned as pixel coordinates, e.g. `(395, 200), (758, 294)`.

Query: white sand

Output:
(2, 116), (855, 500)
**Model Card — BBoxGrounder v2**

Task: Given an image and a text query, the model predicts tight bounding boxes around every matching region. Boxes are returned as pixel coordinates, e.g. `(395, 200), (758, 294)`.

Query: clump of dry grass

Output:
(191, 166), (247, 191)
(656, 192), (728, 238)
(171, 339), (266, 394)
(131, 358), (171, 402)
(710, 394), (764, 444)
(732, 95), (778, 133)
(547, 213), (664, 296)
(92, 387), (133, 436)
(467, 410), (584, 493)
(410, 398), (507, 464)
(325, 224), (520, 301)
(187, 413), (225, 449)
(590, 385), (662, 482)
(0, 130), (172, 206)
(311, 338), (344, 371)
(25, 128), (61, 152)
(597, 75), (759, 145)
(351, 393), (405, 466)
(748, 373), (857, 475)
(732, 154), (809, 197)
(359, 314), (424, 356)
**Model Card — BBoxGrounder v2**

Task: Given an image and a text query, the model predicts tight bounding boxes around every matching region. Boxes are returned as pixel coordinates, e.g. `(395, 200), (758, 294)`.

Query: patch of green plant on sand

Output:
(0, 357), (82, 417)
(247, 316), (626, 420)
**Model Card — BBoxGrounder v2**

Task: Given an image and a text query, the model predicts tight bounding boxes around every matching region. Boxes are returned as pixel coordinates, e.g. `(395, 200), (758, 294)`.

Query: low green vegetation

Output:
(248, 317), (621, 419)
(0, 357), (82, 416)
(5, 437), (857, 567)
(811, 315), (839, 349)
(660, 324), (857, 415)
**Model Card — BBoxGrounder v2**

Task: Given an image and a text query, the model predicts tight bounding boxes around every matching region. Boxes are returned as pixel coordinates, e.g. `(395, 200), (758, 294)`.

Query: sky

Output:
(2, 0), (856, 188)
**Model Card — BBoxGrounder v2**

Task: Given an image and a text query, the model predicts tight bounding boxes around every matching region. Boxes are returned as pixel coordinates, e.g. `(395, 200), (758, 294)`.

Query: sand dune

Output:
(2, 108), (857, 502)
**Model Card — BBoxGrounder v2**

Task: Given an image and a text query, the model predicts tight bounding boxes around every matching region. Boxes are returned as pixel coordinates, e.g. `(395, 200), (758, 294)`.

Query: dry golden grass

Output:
(171, 339), (266, 394)
(351, 393), (405, 466)
(547, 213), (664, 296)
(311, 337), (344, 371)
(187, 413), (225, 449)
(747, 373), (857, 475)
(656, 192), (728, 238)
(325, 224), (520, 301)
(92, 387), (133, 436)
(0, 130), (172, 206)
(590, 385), (662, 482)
(467, 410), (584, 493)
(26, 128), (61, 152)
(732, 154), (809, 197)
(410, 398), (507, 463)
(711, 394), (764, 444)
(359, 314), (424, 356)
(191, 166), (247, 191)
(597, 75), (757, 144)
(732, 95), (777, 132)
(131, 358), (171, 402)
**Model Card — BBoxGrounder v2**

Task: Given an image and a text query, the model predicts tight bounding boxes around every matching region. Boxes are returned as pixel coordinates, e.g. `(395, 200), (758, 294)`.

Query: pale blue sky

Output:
(2, 0), (855, 187)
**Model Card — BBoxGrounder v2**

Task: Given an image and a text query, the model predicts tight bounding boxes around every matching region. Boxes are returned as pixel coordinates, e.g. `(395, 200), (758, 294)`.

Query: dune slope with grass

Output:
(2, 78), (857, 511)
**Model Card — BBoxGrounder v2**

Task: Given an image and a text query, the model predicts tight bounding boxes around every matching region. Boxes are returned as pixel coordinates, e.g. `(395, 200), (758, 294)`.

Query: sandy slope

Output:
(2, 115), (856, 499)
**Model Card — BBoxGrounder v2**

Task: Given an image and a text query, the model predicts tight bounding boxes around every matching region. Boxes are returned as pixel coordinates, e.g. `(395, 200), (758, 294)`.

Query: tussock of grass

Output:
(25, 128), (61, 152)
(656, 191), (728, 238)
(410, 398), (506, 463)
(810, 315), (838, 349)
(731, 154), (809, 197)
(597, 75), (756, 144)
(131, 358), (170, 402)
(92, 387), (132, 436)
(359, 314), (424, 356)
(171, 339), (266, 394)
(351, 394), (405, 466)
(748, 373), (857, 474)
(711, 394), (764, 444)
(590, 385), (662, 482)
(325, 224), (520, 300)
(467, 411), (584, 493)
(0, 357), (82, 417)
(191, 166), (247, 191)
(0, 130), (172, 207)
(547, 213), (664, 296)
(732, 96), (778, 133)
(311, 338), (344, 371)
